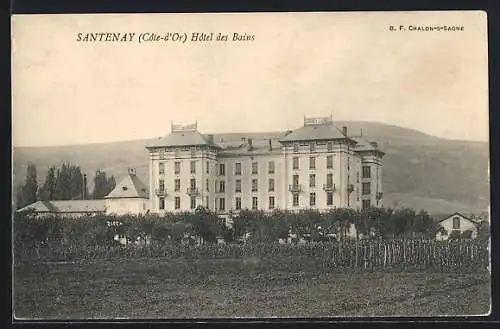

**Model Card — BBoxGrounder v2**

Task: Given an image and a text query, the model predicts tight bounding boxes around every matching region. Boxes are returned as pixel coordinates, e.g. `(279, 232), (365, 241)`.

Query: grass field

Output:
(13, 256), (491, 319)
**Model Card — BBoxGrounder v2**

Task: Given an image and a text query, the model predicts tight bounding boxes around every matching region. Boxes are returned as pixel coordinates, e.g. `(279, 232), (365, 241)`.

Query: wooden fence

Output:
(14, 239), (489, 272)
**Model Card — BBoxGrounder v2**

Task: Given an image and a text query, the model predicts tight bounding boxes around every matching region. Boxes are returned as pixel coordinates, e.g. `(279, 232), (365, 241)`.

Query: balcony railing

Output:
(288, 184), (302, 192)
(155, 188), (167, 196)
(186, 187), (199, 196)
(323, 183), (336, 192)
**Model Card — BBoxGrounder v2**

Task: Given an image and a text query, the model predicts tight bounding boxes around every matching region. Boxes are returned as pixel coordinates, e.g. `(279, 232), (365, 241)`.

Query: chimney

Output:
(268, 139), (272, 151)
(207, 134), (214, 144)
(247, 138), (253, 150)
(342, 126), (348, 136)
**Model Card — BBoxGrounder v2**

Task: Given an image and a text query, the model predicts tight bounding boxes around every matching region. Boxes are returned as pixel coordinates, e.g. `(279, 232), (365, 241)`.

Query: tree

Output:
(18, 164), (38, 208)
(190, 206), (223, 244)
(52, 163), (88, 200)
(39, 165), (57, 200)
(476, 220), (490, 241)
(54, 163), (71, 200)
(92, 170), (116, 199)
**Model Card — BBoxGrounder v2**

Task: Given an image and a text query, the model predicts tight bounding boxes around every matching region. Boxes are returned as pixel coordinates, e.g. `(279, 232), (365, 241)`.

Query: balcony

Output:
(323, 183), (336, 192)
(186, 187), (199, 196)
(376, 192), (384, 200)
(155, 188), (167, 196)
(288, 184), (302, 193)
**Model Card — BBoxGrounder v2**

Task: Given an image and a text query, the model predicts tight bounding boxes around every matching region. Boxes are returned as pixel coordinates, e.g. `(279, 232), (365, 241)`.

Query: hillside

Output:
(12, 122), (489, 215)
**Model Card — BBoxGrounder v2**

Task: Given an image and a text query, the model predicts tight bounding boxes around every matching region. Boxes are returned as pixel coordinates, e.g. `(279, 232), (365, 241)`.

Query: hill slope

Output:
(12, 122), (489, 214)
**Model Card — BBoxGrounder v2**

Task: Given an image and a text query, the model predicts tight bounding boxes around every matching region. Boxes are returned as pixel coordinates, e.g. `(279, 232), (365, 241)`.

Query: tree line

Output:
(15, 163), (116, 209)
(14, 205), (490, 249)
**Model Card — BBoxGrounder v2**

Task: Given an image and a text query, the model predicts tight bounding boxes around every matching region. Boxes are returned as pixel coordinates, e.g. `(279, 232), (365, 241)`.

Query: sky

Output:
(11, 11), (489, 147)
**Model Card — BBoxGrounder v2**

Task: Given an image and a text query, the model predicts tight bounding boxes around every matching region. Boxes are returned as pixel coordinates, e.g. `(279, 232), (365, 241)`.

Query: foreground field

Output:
(14, 255), (490, 319)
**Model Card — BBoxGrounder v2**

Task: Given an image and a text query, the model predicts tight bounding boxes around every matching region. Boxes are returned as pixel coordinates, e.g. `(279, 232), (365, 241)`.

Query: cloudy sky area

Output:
(12, 11), (488, 147)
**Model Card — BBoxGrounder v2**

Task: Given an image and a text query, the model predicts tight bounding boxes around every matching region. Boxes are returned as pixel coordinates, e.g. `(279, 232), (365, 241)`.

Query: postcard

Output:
(11, 11), (490, 319)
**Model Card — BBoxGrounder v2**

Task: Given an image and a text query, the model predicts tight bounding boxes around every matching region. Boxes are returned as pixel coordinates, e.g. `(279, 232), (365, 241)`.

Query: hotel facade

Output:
(145, 116), (385, 216)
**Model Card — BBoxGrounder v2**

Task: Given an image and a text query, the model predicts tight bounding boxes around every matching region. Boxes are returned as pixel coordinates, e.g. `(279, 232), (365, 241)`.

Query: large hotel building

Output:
(145, 116), (384, 215)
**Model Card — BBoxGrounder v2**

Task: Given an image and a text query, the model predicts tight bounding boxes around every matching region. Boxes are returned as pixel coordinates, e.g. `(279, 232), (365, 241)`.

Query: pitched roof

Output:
(437, 212), (478, 224)
(212, 133), (285, 156)
(352, 137), (385, 155)
(105, 171), (149, 199)
(278, 123), (354, 143)
(146, 130), (217, 148)
(17, 200), (106, 213)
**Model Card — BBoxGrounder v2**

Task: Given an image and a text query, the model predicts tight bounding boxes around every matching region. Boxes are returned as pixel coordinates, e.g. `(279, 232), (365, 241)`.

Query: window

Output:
(326, 173), (333, 187)
(269, 196), (275, 209)
(206, 196), (209, 207)
(252, 197), (258, 210)
(293, 143), (299, 152)
(175, 197), (180, 209)
(310, 193), (316, 206)
(235, 162), (241, 175)
(268, 161), (275, 174)
(362, 199), (371, 209)
(219, 164), (225, 176)
(293, 157), (299, 170)
(362, 182), (371, 195)
(190, 178), (196, 190)
(206, 161), (209, 174)
(252, 179), (258, 192)
(235, 197), (242, 210)
(327, 156), (333, 169)
(309, 174), (316, 188)
(159, 149), (165, 160)
(190, 196), (196, 209)
(206, 178), (209, 191)
(327, 141), (333, 152)
(292, 193), (299, 207)
(309, 142), (315, 152)
(362, 166), (371, 178)
(174, 161), (181, 174)
(309, 157), (316, 169)
(268, 178), (275, 192)
(190, 161), (196, 174)
(159, 162), (165, 175)
(252, 162), (258, 174)
(292, 174), (299, 186)
(219, 181), (226, 193)
(452, 216), (460, 229)
(235, 179), (242, 193)
(190, 147), (196, 157)
(159, 197), (165, 210)
(327, 192), (333, 206)
(174, 179), (180, 192)
(219, 198), (225, 211)
(357, 171), (360, 183)
(159, 179), (165, 191)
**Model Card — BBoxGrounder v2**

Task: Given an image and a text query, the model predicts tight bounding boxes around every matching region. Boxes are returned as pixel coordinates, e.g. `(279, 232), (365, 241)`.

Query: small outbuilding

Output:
(16, 200), (106, 218)
(435, 212), (478, 241)
(104, 168), (150, 216)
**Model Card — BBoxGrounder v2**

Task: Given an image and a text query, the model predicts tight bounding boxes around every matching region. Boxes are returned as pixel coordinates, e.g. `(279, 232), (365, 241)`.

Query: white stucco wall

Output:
(105, 198), (149, 216)
(435, 214), (478, 240)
